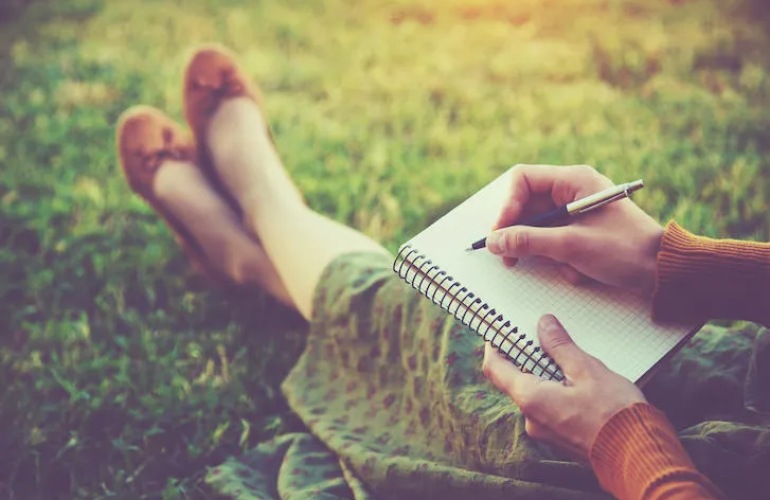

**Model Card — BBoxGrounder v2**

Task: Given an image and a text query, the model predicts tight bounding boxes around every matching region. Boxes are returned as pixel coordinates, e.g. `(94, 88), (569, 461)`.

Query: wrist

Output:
(638, 222), (664, 297)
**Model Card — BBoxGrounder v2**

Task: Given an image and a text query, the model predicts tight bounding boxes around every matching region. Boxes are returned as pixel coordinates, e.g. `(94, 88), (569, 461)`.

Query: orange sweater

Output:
(589, 221), (770, 499)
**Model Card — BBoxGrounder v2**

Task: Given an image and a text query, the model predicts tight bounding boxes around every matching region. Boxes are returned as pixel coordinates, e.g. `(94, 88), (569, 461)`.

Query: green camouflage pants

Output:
(208, 252), (770, 499)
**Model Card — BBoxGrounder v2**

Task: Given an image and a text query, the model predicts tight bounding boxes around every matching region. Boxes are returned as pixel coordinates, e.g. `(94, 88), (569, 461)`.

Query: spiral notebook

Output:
(393, 169), (700, 382)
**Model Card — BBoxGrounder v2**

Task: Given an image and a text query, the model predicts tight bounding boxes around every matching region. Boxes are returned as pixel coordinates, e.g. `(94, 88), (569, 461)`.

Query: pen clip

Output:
(575, 188), (630, 214)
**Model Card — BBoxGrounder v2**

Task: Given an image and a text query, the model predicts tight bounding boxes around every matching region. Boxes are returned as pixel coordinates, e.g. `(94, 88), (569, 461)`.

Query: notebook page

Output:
(405, 169), (697, 382)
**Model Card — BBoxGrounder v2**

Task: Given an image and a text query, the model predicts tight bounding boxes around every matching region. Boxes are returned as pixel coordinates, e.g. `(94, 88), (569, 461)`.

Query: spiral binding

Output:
(393, 245), (564, 381)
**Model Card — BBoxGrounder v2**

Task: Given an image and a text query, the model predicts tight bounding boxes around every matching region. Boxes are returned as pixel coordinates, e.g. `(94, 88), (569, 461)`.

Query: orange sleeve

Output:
(589, 402), (724, 500)
(653, 221), (770, 326)
(587, 222), (768, 498)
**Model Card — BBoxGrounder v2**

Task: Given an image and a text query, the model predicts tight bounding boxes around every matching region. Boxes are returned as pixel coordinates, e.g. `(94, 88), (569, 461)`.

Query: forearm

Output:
(653, 221), (770, 326)
(590, 403), (723, 500)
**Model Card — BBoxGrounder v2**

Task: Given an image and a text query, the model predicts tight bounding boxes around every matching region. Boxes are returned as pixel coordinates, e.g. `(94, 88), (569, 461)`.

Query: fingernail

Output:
(503, 257), (518, 268)
(487, 232), (503, 254)
(538, 314), (558, 331)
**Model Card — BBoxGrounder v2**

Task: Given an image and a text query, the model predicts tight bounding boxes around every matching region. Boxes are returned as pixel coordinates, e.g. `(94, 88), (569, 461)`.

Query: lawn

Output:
(1, 0), (769, 497)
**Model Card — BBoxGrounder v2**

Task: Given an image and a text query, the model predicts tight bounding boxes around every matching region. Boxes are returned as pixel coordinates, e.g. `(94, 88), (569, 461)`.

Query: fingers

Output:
(523, 419), (585, 458)
(484, 314), (594, 384)
(486, 225), (579, 262)
(556, 264), (588, 285)
(483, 344), (568, 425)
(490, 164), (610, 261)
(494, 199), (523, 231)
(537, 315), (592, 377)
(502, 256), (518, 267)
(496, 164), (611, 228)
(482, 343), (540, 403)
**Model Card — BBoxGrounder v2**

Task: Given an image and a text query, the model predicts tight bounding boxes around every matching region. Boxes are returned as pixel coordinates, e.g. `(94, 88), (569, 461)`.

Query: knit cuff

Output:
(589, 402), (695, 499)
(652, 221), (770, 326)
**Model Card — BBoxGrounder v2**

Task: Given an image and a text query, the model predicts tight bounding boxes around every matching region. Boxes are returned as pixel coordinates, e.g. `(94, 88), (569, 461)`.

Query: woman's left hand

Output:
(482, 314), (647, 460)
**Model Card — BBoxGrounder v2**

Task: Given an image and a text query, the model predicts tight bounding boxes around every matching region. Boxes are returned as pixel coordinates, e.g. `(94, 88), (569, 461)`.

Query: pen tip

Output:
(465, 247), (473, 252)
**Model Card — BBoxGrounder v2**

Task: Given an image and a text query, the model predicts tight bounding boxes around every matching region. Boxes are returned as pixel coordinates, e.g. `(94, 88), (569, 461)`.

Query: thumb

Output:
(486, 226), (575, 261)
(537, 314), (590, 377)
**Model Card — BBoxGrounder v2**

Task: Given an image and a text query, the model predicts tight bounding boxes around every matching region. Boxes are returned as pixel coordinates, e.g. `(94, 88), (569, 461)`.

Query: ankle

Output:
(153, 160), (195, 204)
(241, 192), (306, 237)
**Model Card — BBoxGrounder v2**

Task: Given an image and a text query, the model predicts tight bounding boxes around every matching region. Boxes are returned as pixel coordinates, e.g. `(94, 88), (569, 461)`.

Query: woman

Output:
(117, 45), (770, 499)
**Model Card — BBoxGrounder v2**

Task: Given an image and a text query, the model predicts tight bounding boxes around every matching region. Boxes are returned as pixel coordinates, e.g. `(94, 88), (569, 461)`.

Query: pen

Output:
(466, 179), (645, 251)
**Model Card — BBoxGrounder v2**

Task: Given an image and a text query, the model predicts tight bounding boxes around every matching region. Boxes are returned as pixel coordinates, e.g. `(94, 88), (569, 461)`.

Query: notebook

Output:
(393, 169), (700, 383)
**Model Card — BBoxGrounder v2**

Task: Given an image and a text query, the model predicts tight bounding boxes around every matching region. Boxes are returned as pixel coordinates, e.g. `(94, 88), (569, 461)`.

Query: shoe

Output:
(182, 44), (269, 216)
(183, 44), (265, 146)
(116, 105), (230, 286)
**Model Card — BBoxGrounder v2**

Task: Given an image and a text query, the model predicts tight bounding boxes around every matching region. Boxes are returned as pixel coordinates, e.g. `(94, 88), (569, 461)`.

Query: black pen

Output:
(466, 179), (645, 251)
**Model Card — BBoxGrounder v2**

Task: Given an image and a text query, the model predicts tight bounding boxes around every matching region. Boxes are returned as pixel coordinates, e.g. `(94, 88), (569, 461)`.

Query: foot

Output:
(182, 46), (389, 321)
(117, 105), (197, 201)
(183, 44), (265, 141)
(182, 45), (303, 220)
(116, 106), (294, 306)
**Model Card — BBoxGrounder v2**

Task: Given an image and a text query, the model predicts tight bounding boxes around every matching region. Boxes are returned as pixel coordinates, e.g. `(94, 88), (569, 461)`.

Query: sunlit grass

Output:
(1, 0), (769, 497)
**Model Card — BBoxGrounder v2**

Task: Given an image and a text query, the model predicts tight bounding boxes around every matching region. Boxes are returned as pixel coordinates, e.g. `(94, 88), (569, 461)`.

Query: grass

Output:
(1, 0), (769, 497)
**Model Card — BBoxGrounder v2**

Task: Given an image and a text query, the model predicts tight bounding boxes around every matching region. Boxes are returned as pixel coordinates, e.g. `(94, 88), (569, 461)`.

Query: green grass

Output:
(1, 0), (769, 497)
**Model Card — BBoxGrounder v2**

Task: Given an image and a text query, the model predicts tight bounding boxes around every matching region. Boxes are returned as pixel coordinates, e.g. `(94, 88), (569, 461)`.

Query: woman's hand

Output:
(486, 164), (664, 297)
(482, 314), (646, 460)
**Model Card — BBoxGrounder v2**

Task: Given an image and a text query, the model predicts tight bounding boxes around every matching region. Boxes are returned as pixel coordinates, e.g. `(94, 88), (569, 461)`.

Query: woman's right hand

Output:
(486, 164), (664, 297)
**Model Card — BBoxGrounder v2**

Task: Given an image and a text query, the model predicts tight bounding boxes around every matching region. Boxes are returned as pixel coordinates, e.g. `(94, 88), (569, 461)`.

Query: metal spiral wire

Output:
(394, 245), (564, 381)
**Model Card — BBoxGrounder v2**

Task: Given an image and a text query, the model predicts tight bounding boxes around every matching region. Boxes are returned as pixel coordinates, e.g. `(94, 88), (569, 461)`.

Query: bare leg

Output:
(153, 159), (296, 308)
(206, 97), (389, 320)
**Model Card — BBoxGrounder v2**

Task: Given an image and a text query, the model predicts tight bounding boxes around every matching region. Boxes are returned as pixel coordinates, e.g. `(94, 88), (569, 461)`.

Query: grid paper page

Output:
(403, 169), (699, 382)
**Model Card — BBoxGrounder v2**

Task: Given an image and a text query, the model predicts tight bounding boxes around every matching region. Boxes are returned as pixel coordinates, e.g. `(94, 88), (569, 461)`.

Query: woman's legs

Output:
(117, 105), (295, 308)
(153, 160), (295, 308)
(205, 97), (390, 320)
